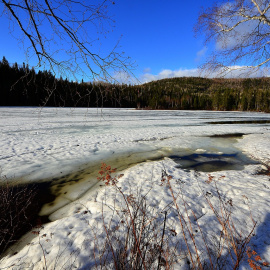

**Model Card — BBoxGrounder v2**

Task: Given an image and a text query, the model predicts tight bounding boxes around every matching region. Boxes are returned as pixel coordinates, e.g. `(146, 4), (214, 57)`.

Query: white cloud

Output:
(111, 71), (139, 84)
(143, 67), (151, 73)
(195, 47), (208, 62)
(140, 68), (201, 83)
(139, 66), (269, 83)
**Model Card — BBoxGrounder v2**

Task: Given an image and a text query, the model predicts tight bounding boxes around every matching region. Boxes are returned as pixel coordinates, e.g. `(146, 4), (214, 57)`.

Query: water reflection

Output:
(170, 152), (259, 172)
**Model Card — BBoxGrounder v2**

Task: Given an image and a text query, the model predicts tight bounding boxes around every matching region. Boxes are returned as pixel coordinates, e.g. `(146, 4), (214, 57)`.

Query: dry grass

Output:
(93, 163), (176, 269)
(94, 163), (269, 269)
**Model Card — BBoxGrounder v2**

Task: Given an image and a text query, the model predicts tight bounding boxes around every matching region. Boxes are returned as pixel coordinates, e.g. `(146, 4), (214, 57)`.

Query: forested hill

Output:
(139, 77), (270, 111)
(1, 56), (270, 112)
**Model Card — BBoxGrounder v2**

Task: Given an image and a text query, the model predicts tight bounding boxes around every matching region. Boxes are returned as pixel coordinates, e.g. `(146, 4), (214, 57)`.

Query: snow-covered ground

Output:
(1, 107), (270, 269)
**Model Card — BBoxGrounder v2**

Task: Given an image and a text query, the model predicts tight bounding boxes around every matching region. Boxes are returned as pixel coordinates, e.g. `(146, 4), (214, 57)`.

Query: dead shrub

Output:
(95, 163), (268, 269)
(94, 163), (176, 269)
(0, 178), (37, 254)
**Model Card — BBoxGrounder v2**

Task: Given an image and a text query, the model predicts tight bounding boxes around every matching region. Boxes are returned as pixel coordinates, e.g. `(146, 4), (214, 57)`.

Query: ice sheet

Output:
(1, 107), (269, 181)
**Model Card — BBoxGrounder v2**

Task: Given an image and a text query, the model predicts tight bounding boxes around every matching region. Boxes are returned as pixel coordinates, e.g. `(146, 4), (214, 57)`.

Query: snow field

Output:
(0, 107), (270, 269)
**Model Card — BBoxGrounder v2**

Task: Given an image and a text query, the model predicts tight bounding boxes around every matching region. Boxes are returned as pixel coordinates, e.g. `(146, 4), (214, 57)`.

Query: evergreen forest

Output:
(1, 56), (270, 112)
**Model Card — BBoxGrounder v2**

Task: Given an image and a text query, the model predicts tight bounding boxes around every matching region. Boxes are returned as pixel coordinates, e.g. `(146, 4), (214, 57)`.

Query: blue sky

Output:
(110, 1), (211, 82)
(0, 1), (214, 83)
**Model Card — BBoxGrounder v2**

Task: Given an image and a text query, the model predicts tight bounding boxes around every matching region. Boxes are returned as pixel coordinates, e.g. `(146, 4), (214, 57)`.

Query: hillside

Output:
(1, 57), (270, 111)
(138, 77), (270, 111)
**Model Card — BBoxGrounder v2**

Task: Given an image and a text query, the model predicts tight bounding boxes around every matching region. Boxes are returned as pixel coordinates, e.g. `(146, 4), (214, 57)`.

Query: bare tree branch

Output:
(195, 0), (270, 77)
(0, 0), (134, 82)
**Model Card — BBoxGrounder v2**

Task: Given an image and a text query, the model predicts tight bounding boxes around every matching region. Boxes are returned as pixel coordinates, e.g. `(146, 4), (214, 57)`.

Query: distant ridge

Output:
(1, 57), (270, 111)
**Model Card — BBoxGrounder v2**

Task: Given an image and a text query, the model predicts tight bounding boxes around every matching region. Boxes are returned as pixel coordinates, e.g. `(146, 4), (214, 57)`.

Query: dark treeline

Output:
(1, 56), (270, 112)
(0, 57), (137, 108)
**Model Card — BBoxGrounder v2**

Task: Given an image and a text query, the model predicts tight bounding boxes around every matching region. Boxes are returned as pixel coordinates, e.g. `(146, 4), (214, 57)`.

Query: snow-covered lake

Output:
(1, 107), (270, 269)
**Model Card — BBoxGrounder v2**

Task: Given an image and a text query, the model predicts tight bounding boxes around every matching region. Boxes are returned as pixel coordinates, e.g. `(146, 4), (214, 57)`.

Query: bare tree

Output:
(195, 0), (270, 77)
(1, 0), (133, 82)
